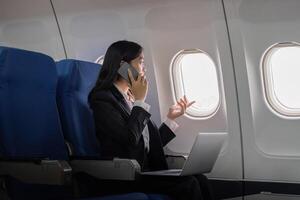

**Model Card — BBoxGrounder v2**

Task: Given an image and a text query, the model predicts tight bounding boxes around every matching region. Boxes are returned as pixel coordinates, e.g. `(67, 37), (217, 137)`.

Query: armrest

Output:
(70, 158), (141, 181)
(166, 155), (187, 169)
(0, 160), (72, 185)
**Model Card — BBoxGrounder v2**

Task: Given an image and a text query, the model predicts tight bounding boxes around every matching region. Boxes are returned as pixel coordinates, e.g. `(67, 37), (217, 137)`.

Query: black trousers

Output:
(76, 173), (214, 200)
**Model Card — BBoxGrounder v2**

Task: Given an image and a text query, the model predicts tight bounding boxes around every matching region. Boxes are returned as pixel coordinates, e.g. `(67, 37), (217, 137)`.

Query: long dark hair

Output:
(89, 40), (143, 100)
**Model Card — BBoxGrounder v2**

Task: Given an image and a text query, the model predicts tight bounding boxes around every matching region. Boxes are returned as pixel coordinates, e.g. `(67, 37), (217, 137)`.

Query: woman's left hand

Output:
(167, 95), (195, 120)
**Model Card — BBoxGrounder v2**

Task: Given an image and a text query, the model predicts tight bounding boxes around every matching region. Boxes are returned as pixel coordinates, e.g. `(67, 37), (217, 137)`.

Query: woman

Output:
(88, 40), (214, 200)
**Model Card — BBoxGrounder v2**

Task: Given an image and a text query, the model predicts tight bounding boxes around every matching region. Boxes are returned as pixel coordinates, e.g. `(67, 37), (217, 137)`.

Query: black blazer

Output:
(89, 85), (176, 171)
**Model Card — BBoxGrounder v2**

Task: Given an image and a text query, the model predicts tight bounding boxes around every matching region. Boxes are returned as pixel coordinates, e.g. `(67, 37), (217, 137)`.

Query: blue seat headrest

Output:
(56, 59), (101, 157)
(0, 47), (68, 160)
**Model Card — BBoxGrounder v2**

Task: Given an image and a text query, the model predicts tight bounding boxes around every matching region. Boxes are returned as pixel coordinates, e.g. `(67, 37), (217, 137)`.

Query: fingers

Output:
(137, 73), (142, 82)
(127, 89), (135, 101)
(176, 96), (196, 113)
(177, 100), (185, 113)
(187, 100), (196, 107)
(127, 88), (133, 96)
(184, 95), (188, 103)
(183, 95), (196, 108)
(171, 96), (196, 119)
(143, 77), (148, 86)
(140, 74), (145, 83)
(138, 73), (148, 87)
(180, 98), (187, 110)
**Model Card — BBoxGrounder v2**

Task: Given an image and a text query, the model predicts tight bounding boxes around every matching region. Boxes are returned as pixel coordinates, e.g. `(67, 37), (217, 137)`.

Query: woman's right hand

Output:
(128, 69), (148, 101)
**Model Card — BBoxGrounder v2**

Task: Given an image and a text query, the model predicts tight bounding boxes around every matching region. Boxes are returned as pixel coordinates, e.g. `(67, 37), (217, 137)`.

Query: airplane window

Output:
(171, 49), (220, 119)
(262, 42), (300, 117)
(95, 55), (104, 65)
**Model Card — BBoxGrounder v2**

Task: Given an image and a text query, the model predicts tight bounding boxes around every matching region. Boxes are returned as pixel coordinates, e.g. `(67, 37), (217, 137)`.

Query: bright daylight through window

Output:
(171, 49), (220, 119)
(262, 42), (300, 117)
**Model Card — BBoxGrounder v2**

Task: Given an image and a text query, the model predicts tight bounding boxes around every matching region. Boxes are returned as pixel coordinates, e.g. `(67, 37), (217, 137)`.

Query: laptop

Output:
(141, 132), (227, 176)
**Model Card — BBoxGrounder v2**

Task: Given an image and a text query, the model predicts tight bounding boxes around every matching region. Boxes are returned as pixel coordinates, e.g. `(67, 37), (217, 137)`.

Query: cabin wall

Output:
(224, 0), (300, 183)
(51, 0), (163, 124)
(0, 0), (65, 60)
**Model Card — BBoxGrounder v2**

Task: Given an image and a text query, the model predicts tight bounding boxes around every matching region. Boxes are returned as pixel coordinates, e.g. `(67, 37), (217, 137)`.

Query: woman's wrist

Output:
(164, 118), (179, 132)
(133, 100), (150, 112)
(166, 113), (176, 121)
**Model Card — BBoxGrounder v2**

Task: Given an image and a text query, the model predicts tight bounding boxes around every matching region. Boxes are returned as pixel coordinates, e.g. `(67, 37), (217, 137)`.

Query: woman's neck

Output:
(114, 80), (129, 94)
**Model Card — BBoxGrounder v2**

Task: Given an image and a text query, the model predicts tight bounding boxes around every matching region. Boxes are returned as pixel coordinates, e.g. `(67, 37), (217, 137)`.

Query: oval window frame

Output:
(170, 49), (221, 119)
(261, 41), (300, 118)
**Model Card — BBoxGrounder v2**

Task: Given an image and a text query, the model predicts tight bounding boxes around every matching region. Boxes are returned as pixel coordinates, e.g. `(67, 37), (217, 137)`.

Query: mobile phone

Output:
(118, 62), (139, 84)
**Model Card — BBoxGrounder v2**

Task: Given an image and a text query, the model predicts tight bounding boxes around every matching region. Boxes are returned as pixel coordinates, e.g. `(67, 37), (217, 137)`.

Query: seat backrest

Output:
(56, 59), (101, 157)
(0, 46), (68, 160)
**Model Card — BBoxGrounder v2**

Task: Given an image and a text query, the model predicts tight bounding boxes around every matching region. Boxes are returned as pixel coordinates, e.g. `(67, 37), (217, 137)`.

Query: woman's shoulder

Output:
(89, 85), (123, 107)
(96, 88), (113, 97)
(90, 89), (114, 103)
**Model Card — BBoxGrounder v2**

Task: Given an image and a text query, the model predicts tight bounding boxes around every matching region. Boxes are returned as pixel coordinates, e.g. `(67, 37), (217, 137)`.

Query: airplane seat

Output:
(0, 47), (68, 161)
(55, 59), (100, 158)
(55, 59), (171, 200)
(0, 46), (73, 199)
(0, 47), (148, 200)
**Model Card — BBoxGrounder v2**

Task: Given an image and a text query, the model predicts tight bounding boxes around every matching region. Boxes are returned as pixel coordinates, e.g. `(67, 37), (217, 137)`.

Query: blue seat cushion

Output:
(0, 46), (67, 160)
(56, 59), (101, 157)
